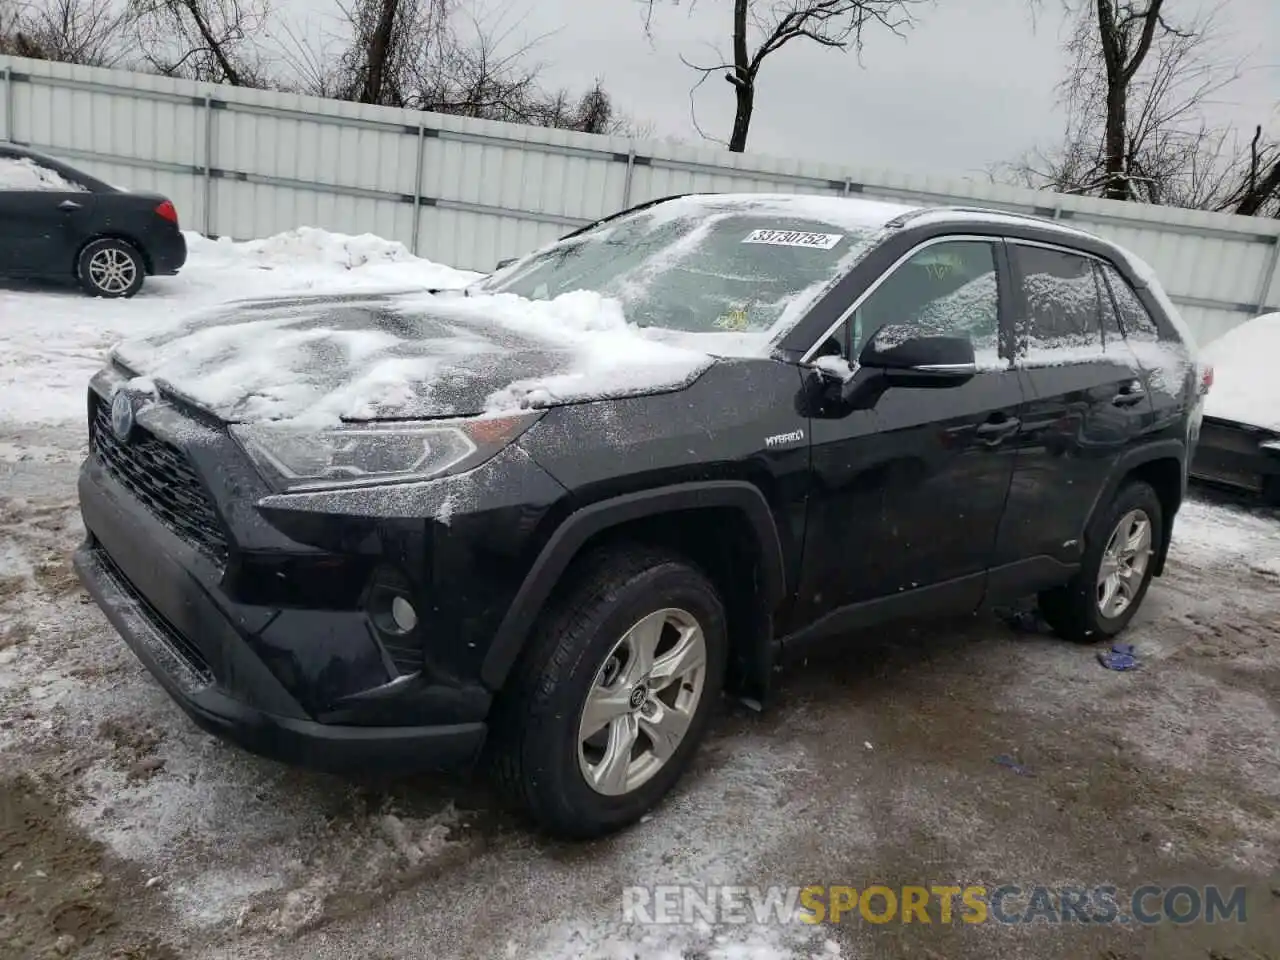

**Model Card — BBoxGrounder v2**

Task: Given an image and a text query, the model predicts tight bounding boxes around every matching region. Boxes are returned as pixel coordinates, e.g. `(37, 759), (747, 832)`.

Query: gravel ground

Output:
(1, 421), (1278, 960)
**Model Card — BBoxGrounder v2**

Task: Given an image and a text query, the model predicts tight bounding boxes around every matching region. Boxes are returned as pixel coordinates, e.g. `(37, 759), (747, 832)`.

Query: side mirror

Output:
(495, 257), (517, 270)
(858, 324), (976, 386)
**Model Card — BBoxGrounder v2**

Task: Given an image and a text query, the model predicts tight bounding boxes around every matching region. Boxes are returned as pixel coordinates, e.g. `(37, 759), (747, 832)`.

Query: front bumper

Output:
(74, 457), (488, 774)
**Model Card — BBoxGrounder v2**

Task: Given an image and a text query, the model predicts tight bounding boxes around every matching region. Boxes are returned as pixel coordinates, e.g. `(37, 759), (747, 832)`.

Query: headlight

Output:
(230, 413), (542, 492)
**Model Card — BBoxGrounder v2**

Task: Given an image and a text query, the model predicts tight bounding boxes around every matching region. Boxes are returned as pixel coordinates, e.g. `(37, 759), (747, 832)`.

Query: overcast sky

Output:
(288, 0), (1279, 179)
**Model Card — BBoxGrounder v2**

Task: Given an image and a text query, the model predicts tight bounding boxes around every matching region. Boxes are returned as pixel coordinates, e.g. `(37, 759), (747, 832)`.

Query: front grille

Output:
(91, 396), (229, 565)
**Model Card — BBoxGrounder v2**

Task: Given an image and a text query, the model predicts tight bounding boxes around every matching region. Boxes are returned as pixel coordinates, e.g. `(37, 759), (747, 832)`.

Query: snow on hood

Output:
(110, 288), (750, 427)
(1201, 312), (1280, 432)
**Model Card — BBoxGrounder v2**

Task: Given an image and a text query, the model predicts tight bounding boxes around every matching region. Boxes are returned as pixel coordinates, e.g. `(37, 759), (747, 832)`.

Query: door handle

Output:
(1112, 381), (1146, 407)
(975, 417), (1021, 444)
(58, 199), (83, 211)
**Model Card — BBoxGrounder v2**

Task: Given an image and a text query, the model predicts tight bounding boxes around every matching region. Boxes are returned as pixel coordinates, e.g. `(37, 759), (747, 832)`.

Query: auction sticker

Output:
(742, 229), (843, 249)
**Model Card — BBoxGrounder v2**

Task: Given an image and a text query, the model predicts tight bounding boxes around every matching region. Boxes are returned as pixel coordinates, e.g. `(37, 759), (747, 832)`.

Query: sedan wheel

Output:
(77, 239), (145, 298)
(578, 607), (707, 796)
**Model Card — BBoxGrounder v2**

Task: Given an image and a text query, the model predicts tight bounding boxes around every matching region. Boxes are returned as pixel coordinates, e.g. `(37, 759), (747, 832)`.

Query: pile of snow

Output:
(0, 155), (88, 192)
(0, 229), (481, 425)
(196, 226), (419, 271)
(1201, 312), (1280, 432)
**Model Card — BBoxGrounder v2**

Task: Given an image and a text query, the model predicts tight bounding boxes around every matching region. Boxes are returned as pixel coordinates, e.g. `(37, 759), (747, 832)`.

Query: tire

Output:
(488, 546), (728, 839)
(77, 238), (145, 298)
(1039, 480), (1163, 643)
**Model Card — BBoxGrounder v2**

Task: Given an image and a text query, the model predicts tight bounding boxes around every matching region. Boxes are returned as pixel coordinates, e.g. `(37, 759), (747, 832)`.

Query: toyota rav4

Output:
(73, 193), (1205, 838)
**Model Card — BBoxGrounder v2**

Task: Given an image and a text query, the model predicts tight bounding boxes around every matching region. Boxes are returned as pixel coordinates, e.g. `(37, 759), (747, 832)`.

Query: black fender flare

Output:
(479, 480), (787, 690)
(1085, 439), (1186, 577)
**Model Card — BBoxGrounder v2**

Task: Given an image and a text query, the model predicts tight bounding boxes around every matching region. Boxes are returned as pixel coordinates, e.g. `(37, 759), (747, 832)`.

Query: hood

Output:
(110, 289), (720, 425)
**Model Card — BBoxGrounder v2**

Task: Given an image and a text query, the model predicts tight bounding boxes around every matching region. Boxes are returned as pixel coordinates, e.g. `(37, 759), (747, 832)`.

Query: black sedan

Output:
(0, 144), (187, 298)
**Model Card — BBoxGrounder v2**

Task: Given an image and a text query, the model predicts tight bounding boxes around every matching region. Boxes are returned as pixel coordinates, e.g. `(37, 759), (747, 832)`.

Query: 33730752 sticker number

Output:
(741, 229), (843, 250)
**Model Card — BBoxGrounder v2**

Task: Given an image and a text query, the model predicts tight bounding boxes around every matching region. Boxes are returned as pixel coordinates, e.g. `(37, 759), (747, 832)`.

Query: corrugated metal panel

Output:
(2, 53), (1277, 342)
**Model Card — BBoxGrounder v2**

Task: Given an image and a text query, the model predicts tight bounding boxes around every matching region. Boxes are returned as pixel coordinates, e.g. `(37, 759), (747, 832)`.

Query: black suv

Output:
(73, 194), (1204, 838)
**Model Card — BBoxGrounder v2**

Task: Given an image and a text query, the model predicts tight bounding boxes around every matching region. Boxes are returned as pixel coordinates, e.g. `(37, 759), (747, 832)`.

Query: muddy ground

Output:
(1, 423), (1278, 960)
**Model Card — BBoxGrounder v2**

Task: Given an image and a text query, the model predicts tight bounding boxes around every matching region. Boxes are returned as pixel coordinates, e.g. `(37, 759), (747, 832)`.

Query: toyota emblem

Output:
(110, 391), (135, 442)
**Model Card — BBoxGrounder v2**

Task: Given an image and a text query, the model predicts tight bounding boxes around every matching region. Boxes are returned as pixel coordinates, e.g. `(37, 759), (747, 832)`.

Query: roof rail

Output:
(885, 204), (1070, 230)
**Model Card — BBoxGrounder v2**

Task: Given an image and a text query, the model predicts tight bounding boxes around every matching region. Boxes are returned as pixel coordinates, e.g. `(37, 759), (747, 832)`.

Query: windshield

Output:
(476, 197), (886, 336)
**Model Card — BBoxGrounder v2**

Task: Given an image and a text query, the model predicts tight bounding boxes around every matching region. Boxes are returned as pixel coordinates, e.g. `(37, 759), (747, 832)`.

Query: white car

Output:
(1190, 312), (1280, 502)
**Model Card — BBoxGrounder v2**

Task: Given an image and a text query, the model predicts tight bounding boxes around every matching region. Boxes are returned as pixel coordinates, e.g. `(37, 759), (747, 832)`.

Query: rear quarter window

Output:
(0, 155), (89, 192)
(1100, 263), (1161, 342)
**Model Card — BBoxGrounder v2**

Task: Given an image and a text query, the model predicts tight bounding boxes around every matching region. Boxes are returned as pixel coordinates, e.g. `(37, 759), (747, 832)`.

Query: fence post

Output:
(621, 143), (636, 210)
(202, 94), (214, 235)
(411, 122), (425, 255)
(3, 65), (13, 143)
(1255, 235), (1280, 315)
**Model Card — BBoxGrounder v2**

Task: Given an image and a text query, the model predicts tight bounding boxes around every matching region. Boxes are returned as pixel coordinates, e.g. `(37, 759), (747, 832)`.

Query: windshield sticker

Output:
(715, 306), (751, 331)
(742, 229), (843, 250)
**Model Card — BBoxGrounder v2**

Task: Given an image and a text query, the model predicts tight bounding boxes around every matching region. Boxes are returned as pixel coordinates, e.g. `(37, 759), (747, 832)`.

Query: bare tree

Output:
(2, 0), (134, 65)
(1, 0), (137, 64)
(1214, 125), (1280, 217)
(323, 1), (639, 133)
(644, 0), (926, 152)
(1002, 1), (1278, 215)
(129, 0), (270, 86)
(332, 0), (451, 105)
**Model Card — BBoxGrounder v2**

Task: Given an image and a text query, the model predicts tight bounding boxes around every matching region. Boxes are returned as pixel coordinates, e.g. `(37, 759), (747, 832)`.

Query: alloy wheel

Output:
(88, 247), (138, 295)
(1096, 508), (1153, 619)
(577, 607), (707, 796)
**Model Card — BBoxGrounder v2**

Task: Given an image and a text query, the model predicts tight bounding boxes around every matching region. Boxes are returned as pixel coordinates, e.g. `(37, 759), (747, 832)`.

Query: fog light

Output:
(366, 566), (421, 638)
(390, 595), (418, 632)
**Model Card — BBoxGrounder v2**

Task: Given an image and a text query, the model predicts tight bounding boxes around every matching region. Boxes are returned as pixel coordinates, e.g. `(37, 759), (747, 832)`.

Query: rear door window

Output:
(1012, 244), (1105, 362)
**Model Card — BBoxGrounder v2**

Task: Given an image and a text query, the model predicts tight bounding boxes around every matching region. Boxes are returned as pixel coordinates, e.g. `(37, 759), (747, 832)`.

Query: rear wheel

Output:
(77, 238), (145, 298)
(1039, 480), (1163, 643)
(488, 546), (727, 838)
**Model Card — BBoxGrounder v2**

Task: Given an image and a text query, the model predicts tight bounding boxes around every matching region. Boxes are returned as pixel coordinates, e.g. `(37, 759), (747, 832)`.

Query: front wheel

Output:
(488, 547), (728, 839)
(77, 238), (145, 298)
(1039, 480), (1163, 643)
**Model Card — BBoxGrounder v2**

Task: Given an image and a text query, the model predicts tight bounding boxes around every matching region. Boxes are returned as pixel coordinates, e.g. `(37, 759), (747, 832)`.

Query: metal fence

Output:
(3, 54), (1278, 344)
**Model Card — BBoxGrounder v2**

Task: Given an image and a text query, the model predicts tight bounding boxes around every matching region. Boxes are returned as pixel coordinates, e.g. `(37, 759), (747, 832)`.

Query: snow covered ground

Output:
(1, 230), (1279, 960)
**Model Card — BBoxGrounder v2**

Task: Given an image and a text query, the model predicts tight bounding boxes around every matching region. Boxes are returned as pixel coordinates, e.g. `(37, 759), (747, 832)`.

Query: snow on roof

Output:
(1201, 312), (1280, 432)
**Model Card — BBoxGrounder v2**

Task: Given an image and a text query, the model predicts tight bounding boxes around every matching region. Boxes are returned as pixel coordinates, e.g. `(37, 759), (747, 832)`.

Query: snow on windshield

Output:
(1201, 312), (1280, 432)
(484, 193), (914, 340)
(0, 155), (87, 192)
